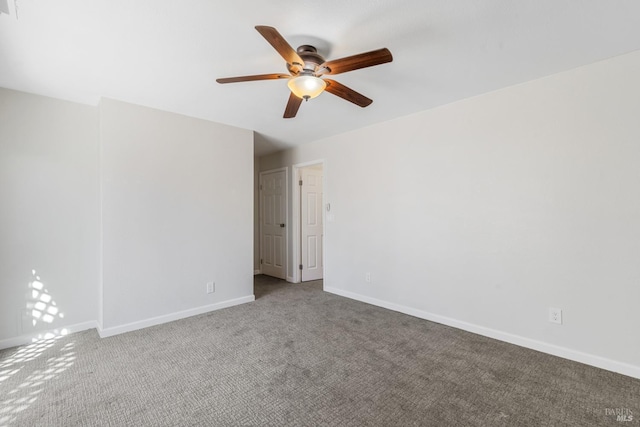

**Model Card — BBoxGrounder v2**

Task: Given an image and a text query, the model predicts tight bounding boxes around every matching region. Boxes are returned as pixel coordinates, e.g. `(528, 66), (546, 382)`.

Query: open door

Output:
(300, 165), (323, 282)
(260, 168), (287, 279)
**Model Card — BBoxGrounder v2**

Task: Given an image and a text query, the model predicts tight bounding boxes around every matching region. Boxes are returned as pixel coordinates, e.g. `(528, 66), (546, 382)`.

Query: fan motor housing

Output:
(287, 45), (326, 75)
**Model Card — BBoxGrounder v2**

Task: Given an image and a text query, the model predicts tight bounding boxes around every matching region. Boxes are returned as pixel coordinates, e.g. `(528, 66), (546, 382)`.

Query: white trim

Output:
(258, 167), (288, 280)
(0, 321), (99, 350)
(97, 295), (254, 338)
(254, 269), (261, 275)
(324, 287), (640, 380)
(291, 160), (325, 284)
(286, 276), (295, 283)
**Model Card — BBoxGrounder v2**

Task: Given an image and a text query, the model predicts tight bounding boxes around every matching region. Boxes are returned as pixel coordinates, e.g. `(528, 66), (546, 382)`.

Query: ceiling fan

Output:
(216, 26), (393, 118)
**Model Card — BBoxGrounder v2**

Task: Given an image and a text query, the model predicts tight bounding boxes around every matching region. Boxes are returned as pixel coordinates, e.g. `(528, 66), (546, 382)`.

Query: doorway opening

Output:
(292, 161), (325, 283)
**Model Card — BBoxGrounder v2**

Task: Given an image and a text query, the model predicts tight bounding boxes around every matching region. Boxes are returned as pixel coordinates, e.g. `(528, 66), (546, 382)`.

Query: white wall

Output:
(99, 99), (254, 332)
(0, 89), (255, 346)
(260, 50), (640, 377)
(0, 88), (99, 344)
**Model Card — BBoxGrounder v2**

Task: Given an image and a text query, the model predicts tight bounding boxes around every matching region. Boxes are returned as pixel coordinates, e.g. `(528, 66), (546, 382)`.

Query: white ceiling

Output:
(1, 1), (640, 156)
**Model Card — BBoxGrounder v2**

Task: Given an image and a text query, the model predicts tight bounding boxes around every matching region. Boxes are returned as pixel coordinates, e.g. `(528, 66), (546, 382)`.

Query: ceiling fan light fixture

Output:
(287, 75), (326, 101)
(217, 26), (393, 118)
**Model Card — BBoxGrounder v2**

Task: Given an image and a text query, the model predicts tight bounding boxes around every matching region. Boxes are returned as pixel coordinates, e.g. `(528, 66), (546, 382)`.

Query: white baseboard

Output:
(286, 276), (296, 283)
(97, 295), (255, 338)
(254, 270), (261, 275)
(0, 321), (98, 350)
(324, 287), (640, 380)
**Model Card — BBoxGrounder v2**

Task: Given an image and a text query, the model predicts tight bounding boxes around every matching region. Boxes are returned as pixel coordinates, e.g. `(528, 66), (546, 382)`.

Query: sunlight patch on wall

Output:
(27, 270), (64, 327)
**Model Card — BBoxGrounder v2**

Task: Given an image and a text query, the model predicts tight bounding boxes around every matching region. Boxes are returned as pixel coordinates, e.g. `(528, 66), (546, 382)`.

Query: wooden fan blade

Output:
(216, 73), (290, 84)
(324, 79), (373, 107)
(284, 92), (303, 118)
(319, 48), (393, 75)
(255, 26), (304, 70)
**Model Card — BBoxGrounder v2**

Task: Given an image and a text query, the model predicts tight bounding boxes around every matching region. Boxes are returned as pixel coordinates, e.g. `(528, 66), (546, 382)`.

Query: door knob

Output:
(280, 223), (286, 228)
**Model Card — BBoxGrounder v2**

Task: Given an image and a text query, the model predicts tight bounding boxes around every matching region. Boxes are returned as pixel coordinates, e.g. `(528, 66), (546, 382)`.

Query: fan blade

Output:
(324, 79), (373, 107)
(284, 92), (303, 118)
(216, 73), (290, 84)
(319, 48), (392, 75)
(255, 26), (304, 71)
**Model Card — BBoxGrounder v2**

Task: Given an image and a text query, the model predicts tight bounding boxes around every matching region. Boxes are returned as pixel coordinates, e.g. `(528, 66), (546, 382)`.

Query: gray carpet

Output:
(1, 275), (638, 426)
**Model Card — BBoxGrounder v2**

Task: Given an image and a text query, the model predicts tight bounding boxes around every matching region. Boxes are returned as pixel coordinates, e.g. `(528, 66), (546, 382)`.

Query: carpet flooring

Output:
(1, 275), (638, 426)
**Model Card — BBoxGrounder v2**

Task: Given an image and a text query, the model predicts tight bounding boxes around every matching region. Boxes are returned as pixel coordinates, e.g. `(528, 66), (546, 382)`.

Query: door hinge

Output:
(259, 184), (263, 190)
(299, 264), (303, 270)
(260, 259), (263, 264)
(299, 179), (303, 186)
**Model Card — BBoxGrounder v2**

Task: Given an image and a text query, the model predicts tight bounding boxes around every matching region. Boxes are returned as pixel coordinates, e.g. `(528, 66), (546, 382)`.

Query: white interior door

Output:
(260, 169), (286, 279)
(300, 166), (323, 281)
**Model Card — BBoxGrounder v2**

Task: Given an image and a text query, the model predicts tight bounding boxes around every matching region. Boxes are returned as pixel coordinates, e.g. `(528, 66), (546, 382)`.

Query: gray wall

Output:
(259, 50), (640, 377)
(99, 99), (254, 331)
(0, 88), (100, 342)
(1, 89), (254, 345)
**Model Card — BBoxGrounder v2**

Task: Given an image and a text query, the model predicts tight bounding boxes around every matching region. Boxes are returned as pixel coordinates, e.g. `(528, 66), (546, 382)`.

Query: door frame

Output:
(292, 160), (325, 284)
(259, 167), (288, 279)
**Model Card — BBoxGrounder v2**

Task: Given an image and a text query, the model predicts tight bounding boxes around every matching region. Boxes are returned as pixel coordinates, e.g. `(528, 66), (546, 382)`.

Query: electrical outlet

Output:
(549, 307), (562, 324)
(206, 282), (215, 294)
(365, 273), (371, 283)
